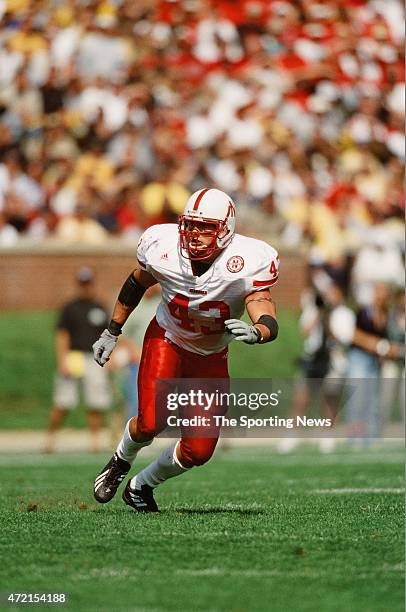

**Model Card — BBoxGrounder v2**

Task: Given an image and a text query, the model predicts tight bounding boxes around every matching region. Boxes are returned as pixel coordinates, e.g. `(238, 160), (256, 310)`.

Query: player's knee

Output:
(129, 415), (156, 441)
(179, 443), (215, 467)
(134, 423), (156, 441)
(190, 451), (211, 466)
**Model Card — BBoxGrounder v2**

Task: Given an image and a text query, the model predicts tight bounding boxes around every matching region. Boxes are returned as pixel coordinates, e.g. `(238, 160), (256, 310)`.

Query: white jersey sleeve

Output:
(243, 240), (279, 295)
(136, 225), (168, 275)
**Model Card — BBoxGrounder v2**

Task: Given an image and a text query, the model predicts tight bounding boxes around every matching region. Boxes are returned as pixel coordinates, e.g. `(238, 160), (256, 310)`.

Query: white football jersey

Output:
(137, 224), (279, 355)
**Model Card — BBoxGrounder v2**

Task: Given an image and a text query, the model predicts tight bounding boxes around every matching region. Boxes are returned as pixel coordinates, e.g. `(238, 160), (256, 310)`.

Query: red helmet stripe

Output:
(193, 188), (210, 211)
(225, 200), (235, 222)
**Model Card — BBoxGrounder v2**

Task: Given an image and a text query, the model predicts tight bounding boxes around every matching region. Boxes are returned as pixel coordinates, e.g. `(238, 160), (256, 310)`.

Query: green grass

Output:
(0, 447), (403, 611)
(0, 310), (301, 430)
(0, 312), (56, 427)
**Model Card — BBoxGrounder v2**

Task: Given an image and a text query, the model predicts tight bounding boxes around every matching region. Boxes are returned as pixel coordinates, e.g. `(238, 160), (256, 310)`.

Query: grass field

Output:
(0, 447), (403, 612)
(0, 310), (301, 430)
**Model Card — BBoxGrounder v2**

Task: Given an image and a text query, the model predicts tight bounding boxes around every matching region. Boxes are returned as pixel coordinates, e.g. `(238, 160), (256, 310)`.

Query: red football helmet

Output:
(178, 188), (236, 260)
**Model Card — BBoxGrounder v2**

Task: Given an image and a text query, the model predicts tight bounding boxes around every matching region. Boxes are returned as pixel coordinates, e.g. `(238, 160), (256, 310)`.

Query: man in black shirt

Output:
(45, 267), (112, 453)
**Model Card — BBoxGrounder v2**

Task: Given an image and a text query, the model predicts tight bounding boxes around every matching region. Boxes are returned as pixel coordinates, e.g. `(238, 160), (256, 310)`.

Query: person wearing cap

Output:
(45, 267), (112, 453)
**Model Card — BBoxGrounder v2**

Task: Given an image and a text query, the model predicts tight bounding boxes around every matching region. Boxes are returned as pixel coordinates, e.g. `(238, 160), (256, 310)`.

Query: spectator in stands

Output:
(45, 267), (112, 453)
(0, 0), (403, 254)
(56, 203), (108, 244)
(0, 211), (19, 247)
(140, 166), (190, 226)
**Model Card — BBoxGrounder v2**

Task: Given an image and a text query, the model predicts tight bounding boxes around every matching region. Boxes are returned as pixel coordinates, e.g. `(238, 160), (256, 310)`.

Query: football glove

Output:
(225, 319), (261, 344)
(93, 329), (119, 366)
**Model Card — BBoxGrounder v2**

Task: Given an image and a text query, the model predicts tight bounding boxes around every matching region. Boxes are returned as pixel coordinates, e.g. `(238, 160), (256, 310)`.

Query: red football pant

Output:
(136, 318), (229, 467)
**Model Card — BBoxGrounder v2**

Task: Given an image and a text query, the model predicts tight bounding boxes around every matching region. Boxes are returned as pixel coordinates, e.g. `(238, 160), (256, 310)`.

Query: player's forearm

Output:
(109, 300), (137, 332)
(108, 268), (156, 335)
(246, 291), (278, 343)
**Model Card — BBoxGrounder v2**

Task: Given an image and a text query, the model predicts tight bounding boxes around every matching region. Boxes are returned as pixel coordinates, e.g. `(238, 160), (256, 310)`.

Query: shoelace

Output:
(107, 461), (128, 484)
(109, 467), (126, 482)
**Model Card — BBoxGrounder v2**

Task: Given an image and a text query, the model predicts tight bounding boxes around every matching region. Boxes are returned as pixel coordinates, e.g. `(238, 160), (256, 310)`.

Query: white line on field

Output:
(73, 564), (403, 582)
(221, 453), (404, 466)
(173, 566), (404, 577)
(311, 488), (404, 494)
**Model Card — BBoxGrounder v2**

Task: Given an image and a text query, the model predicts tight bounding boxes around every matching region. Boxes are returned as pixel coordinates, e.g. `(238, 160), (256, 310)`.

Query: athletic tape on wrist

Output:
(108, 320), (122, 336)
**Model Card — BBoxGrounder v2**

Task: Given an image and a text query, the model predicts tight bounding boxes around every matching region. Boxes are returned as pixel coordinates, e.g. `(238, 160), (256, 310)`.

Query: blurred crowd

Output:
(0, 0), (404, 300)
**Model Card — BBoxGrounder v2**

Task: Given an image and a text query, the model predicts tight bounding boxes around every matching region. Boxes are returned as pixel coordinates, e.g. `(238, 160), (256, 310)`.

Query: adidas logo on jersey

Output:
(160, 253), (168, 260)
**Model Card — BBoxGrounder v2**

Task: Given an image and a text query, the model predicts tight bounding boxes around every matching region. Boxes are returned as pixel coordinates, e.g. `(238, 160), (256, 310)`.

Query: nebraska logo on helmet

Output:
(226, 255), (244, 273)
(178, 188), (237, 260)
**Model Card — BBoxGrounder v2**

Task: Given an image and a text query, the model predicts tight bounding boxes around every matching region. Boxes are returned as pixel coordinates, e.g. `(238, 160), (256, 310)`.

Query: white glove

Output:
(93, 329), (119, 366)
(225, 319), (261, 344)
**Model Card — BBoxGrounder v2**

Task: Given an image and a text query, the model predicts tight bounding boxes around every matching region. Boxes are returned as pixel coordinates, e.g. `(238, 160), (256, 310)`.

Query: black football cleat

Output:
(122, 480), (160, 513)
(93, 453), (131, 503)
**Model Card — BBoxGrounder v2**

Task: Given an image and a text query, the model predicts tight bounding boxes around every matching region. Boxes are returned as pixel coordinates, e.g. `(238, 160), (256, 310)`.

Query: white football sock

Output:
(131, 441), (189, 489)
(116, 420), (152, 465)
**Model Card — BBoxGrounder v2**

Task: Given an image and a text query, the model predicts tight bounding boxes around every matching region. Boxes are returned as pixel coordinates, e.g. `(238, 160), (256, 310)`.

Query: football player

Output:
(92, 188), (279, 512)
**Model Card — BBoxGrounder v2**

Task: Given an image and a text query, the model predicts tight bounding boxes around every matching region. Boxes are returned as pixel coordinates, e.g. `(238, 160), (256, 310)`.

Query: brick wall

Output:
(0, 245), (306, 311)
